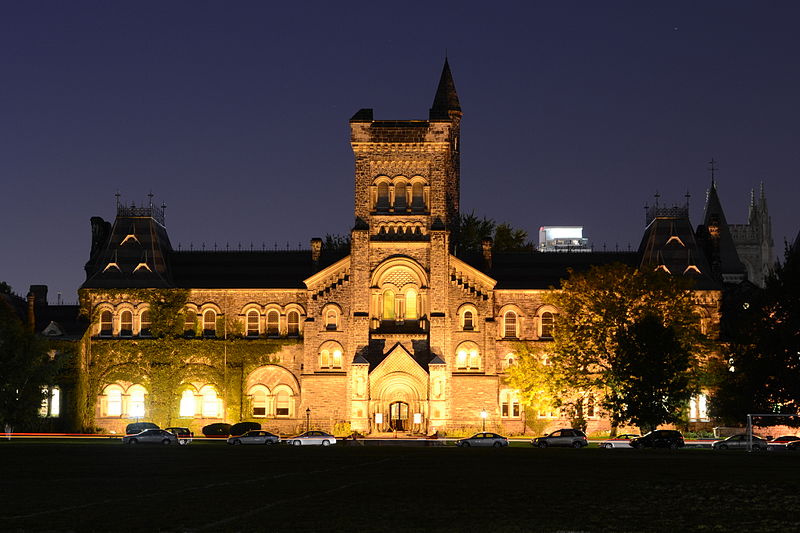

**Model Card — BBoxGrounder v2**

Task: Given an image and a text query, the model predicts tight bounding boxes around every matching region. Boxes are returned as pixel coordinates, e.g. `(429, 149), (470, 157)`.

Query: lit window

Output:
(455, 342), (480, 370)
(50, 387), (60, 417)
(120, 310), (133, 337)
(179, 390), (195, 417)
(129, 386), (146, 418)
(201, 387), (219, 418)
(184, 311), (196, 337)
(275, 389), (291, 416)
(39, 388), (49, 417)
(139, 310), (151, 337)
(689, 394), (709, 421)
(382, 290), (395, 320)
(267, 310), (279, 336)
(463, 310), (474, 330)
(319, 342), (344, 369)
(405, 288), (418, 320)
(287, 311), (300, 336)
(251, 388), (268, 417)
(107, 388), (122, 417)
(246, 310), (260, 337)
(500, 390), (520, 418)
(203, 310), (216, 337)
(503, 311), (517, 338)
(541, 312), (554, 338)
(100, 311), (113, 336)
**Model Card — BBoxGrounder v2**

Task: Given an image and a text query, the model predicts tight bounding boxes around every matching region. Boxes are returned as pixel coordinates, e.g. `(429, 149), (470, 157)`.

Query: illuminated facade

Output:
(77, 61), (767, 436)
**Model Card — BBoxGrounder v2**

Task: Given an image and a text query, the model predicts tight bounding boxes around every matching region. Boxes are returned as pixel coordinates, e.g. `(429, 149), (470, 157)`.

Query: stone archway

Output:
(371, 371), (425, 433)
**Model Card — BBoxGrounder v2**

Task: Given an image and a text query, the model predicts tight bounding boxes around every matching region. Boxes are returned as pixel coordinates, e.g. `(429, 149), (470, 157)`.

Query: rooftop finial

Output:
(115, 191), (121, 209)
(685, 190), (691, 208)
(148, 191), (154, 208)
(708, 158), (718, 187)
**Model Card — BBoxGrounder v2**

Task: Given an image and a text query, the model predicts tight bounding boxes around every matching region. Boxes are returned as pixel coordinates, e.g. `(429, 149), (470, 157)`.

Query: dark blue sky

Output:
(2, 2), (798, 301)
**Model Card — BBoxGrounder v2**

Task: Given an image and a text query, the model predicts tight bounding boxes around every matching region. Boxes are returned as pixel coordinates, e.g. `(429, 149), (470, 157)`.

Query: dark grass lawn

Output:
(1, 440), (799, 532)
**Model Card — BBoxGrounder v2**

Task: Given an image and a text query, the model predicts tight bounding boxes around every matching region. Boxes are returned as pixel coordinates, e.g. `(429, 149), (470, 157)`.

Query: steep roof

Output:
(696, 181), (747, 283)
(458, 250), (640, 289)
(169, 250), (346, 289)
(639, 212), (719, 290)
(429, 58), (461, 120)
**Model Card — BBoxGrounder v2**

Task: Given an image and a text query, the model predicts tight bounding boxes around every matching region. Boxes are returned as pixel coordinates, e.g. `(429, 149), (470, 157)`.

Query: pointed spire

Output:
(430, 58), (461, 120)
(708, 158), (718, 188)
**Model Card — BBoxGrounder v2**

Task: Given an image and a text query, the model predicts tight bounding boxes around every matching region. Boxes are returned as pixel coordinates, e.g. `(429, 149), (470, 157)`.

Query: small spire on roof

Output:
(430, 58), (461, 120)
(708, 158), (718, 188)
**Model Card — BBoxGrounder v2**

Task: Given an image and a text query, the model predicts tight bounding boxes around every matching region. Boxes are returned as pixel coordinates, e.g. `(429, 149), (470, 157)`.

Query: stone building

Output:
(73, 61), (769, 436)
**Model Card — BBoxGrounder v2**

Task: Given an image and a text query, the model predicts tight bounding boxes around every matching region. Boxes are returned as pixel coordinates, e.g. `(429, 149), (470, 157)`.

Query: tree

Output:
(0, 298), (58, 430)
(710, 239), (800, 424)
(507, 263), (706, 433)
(0, 281), (11, 295)
(451, 212), (533, 254)
(607, 314), (696, 432)
(323, 234), (350, 253)
(494, 223), (534, 252)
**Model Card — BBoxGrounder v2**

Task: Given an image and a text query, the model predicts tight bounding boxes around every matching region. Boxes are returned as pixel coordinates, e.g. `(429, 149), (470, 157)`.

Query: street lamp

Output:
(306, 407), (311, 432)
(480, 409), (488, 431)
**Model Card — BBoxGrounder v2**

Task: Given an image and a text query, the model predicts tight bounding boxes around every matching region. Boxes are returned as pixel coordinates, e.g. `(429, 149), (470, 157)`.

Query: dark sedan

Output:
(629, 430), (684, 449)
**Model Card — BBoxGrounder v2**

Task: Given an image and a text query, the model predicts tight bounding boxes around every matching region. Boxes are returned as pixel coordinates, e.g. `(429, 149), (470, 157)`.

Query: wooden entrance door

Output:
(389, 401), (409, 431)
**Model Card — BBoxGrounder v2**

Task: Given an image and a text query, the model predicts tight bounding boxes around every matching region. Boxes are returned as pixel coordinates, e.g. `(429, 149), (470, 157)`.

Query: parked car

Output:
(125, 422), (159, 435)
(598, 433), (640, 449)
(712, 434), (768, 451)
(230, 422), (261, 437)
(122, 429), (178, 445)
(456, 432), (509, 447)
(532, 428), (588, 448)
(767, 435), (800, 450)
(630, 430), (684, 449)
(164, 427), (193, 445)
(786, 440), (800, 451)
(202, 423), (232, 438)
(287, 430), (336, 446)
(227, 430), (280, 445)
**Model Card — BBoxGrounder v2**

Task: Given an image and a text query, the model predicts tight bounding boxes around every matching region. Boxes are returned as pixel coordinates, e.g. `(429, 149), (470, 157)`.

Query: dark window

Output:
(541, 312), (554, 338)
(287, 311), (300, 336)
(120, 311), (133, 337)
(463, 310), (474, 330)
(139, 310), (151, 337)
(100, 311), (113, 336)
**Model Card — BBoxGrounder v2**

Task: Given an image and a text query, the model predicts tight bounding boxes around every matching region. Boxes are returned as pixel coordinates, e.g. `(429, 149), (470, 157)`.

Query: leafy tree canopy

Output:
(0, 281), (11, 294)
(451, 212), (533, 253)
(710, 240), (800, 425)
(0, 299), (59, 429)
(507, 263), (707, 432)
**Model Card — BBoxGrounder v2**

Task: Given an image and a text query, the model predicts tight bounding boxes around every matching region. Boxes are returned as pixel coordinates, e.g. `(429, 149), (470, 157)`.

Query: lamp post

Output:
(306, 407), (311, 432)
(480, 409), (488, 432)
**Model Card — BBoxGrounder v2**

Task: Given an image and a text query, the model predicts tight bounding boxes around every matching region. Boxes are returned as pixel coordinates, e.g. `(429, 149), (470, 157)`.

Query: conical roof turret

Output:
(429, 59), (461, 120)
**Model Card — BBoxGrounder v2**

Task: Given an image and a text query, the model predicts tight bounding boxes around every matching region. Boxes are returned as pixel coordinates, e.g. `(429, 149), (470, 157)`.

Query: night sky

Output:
(2, 2), (798, 302)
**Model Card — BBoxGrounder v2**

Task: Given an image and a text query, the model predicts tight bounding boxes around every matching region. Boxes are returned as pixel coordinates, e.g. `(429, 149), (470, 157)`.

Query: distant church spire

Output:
(430, 58), (461, 120)
(708, 158), (718, 188)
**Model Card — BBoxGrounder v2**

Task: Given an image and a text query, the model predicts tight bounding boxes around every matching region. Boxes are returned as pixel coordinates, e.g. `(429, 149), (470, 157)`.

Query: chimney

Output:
(481, 238), (493, 270)
(26, 291), (36, 333)
(311, 238), (322, 267)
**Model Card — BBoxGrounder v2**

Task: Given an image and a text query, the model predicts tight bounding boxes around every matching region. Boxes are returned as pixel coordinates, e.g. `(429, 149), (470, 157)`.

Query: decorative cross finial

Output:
(148, 191), (154, 207)
(115, 191), (121, 208)
(708, 158), (718, 186)
(685, 190), (691, 208)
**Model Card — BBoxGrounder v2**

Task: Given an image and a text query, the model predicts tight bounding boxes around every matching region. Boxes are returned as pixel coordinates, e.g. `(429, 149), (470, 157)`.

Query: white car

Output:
(227, 430), (280, 445)
(287, 430), (336, 446)
(598, 433), (640, 449)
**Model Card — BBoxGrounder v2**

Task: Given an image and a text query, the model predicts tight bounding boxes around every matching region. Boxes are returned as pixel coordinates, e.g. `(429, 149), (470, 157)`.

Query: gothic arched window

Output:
(120, 310), (133, 337)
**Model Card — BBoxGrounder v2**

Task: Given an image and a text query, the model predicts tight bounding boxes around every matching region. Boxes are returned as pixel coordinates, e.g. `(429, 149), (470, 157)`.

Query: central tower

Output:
(350, 59), (462, 236)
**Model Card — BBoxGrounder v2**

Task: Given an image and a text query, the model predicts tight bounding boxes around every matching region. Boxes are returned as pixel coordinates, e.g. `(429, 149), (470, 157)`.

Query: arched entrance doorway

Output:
(389, 401), (409, 431)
